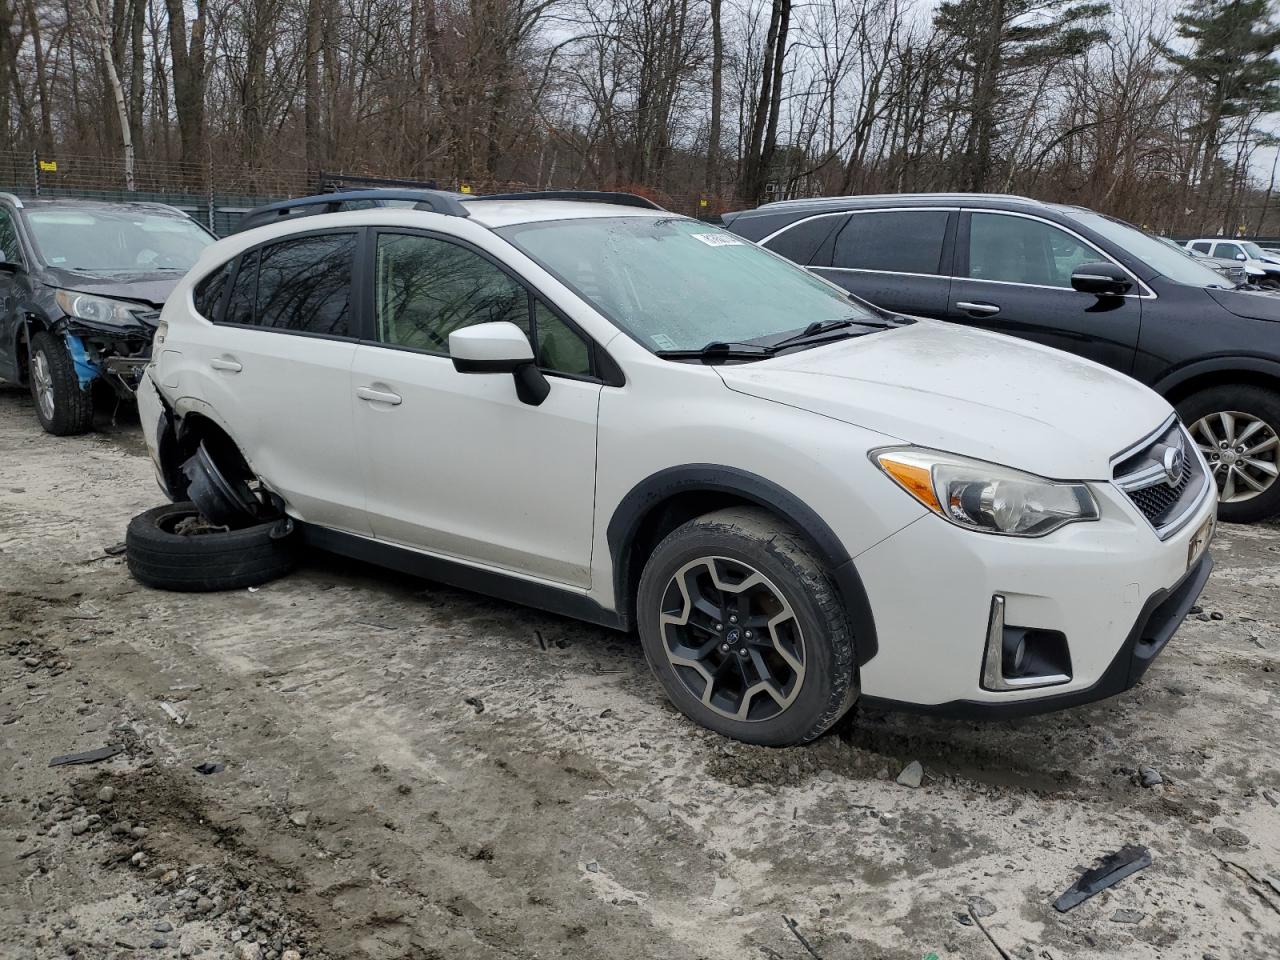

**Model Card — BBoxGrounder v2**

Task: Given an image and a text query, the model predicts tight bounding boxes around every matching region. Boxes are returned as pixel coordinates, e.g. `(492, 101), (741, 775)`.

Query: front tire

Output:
(636, 507), (858, 746)
(1178, 385), (1280, 524)
(28, 331), (94, 436)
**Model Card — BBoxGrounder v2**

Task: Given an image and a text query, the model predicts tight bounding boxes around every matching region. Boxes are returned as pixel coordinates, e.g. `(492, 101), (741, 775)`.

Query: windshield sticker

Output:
(690, 233), (744, 247)
(651, 333), (678, 350)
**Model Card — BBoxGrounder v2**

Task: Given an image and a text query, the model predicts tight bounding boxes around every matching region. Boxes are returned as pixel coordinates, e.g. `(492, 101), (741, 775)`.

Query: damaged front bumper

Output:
(53, 314), (157, 398)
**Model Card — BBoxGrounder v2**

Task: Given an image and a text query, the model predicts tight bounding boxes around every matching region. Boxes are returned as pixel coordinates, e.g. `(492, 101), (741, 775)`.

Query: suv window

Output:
(967, 213), (1097, 288)
(256, 233), (355, 336)
(764, 216), (840, 265)
(0, 208), (21, 264)
(193, 261), (233, 321)
(374, 232), (591, 376)
(1213, 242), (1241, 260)
(225, 250), (259, 326)
(832, 210), (949, 275)
(1191, 241), (1211, 254)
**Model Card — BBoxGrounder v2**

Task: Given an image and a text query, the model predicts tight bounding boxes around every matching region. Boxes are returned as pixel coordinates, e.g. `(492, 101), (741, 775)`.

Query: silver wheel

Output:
(31, 348), (55, 422)
(1191, 410), (1280, 503)
(658, 556), (805, 722)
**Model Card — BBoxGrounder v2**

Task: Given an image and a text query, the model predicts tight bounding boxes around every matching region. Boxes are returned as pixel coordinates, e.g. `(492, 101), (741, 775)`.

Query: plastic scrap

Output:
(1054, 844), (1152, 912)
(193, 761), (225, 775)
(49, 744), (124, 767)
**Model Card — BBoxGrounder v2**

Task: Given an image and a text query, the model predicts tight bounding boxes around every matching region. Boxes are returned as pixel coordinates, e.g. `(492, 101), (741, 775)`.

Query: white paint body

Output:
(144, 200), (1216, 709)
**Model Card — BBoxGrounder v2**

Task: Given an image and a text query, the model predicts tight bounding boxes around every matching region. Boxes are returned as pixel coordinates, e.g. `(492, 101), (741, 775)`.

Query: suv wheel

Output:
(28, 331), (94, 436)
(636, 507), (858, 746)
(1178, 385), (1280, 524)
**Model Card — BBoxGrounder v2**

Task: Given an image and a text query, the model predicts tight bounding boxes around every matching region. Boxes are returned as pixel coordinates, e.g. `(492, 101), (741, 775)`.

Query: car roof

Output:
(460, 199), (673, 228)
(729, 192), (1054, 220)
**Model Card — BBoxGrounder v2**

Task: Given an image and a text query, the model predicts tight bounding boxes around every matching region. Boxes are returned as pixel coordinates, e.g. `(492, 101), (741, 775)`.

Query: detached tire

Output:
(29, 331), (94, 436)
(126, 502), (297, 592)
(636, 507), (858, 746)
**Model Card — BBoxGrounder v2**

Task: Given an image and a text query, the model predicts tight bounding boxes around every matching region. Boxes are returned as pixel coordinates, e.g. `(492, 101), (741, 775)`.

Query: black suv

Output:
(0, 194), (215, 435)
(722, 193), (1280, 523)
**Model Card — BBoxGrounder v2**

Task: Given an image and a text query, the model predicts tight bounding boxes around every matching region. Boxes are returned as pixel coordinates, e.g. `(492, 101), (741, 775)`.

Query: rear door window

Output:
(832, 210), (949, 274)
(255, 233), (356, 337)
(1191, 241), (1211, 254)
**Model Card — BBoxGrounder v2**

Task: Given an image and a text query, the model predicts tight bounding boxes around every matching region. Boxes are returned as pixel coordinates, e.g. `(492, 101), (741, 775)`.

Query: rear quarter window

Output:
(192, 261), (234, 321)
(832, 210), (949, 275)
(763, 216), (841, 266)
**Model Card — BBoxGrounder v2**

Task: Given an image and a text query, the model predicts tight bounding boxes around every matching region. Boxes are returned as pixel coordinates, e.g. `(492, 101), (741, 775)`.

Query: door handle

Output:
(956, 301), (1001, 316)
(356, 386), (402, 406)
(209, 358), (242, 372)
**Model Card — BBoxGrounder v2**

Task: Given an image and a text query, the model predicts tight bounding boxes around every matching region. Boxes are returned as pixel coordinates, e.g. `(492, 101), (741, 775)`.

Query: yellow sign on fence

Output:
(459, 184), (472, 194)
(38, 159), (57, 173)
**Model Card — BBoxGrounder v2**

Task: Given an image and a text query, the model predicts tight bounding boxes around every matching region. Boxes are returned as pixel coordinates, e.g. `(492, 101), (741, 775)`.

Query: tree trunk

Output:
(704, 0), (722, 197)
(87, 0), (135, 189)
(164, 0), (206, 180)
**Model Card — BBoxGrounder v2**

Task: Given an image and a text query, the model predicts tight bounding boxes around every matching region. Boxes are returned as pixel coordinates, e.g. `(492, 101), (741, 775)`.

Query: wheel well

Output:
(165, 413), (251, 500)
(617, 490), (815, 631)
(1163, 369), (1280, 407)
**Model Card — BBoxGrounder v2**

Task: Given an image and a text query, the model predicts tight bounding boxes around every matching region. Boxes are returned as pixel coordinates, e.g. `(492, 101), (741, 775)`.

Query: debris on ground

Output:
(968, 895), (997, 918)
(1139, 766), (1164, 787)
(48, 744), (125, 767)
(1212, 826), (1251, 848)
(1111, 909), (1144, 923)
(193, 761), (225, 775)
(896, 760), (923, 788)
(782, 914), (824, 960)
(464, 695), (485, 714)
(1053, 845), (1152, 912)
(103, 542), (127, 556)
(158, 701), (186, 725)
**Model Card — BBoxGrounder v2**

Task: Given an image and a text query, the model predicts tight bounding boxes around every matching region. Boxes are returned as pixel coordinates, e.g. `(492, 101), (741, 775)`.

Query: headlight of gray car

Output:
(55, 289), (148, 329)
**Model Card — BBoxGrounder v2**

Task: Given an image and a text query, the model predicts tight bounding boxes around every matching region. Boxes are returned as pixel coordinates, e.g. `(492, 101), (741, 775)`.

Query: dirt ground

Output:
(1, 386), (1277, 960)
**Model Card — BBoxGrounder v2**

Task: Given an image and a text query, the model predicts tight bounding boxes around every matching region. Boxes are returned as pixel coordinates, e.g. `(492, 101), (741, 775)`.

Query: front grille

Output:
(1113, 418), (1209, 538)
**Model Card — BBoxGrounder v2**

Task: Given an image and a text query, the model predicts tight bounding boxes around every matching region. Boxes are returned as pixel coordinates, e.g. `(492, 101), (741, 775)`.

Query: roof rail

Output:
(467, 190), (665, 211)
(0, 192), (24, 208)
(232, 189), (470, 234)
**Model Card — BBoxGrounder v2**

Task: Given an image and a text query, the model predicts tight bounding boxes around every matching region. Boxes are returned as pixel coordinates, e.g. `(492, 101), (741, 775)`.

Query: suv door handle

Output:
(209, 358), (242, 372)
(356, 386), (403, 406)
(956, 301), (1000, 316)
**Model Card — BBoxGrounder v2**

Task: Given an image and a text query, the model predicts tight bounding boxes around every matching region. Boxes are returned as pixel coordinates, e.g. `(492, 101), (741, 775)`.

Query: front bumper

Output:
(853, 478), (1216, 716)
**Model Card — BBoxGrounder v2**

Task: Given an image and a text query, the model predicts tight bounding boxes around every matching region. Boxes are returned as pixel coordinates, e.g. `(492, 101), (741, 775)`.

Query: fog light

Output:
(981, 595), (1073, 692)
(1004, 634), (1026, 674)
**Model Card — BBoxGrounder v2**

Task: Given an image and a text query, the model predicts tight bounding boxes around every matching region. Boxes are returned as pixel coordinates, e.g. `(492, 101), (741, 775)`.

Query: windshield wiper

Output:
(654, 341), (776, 363)
(769, 316), (898, 352)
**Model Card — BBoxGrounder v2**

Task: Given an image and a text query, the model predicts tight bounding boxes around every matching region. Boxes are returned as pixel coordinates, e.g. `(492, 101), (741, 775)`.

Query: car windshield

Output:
(1067, 211), (1233, 288)
(26, 207), (213, 273)
(1241, 241), (1268, 258)
(497, 216), (881, 352)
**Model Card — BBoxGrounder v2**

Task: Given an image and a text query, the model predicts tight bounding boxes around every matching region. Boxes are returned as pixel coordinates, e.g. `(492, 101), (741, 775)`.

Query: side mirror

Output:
(1071, 262), (1132, 297)
(449, 321), (550, 406)
(1236, 253), (1247, 261)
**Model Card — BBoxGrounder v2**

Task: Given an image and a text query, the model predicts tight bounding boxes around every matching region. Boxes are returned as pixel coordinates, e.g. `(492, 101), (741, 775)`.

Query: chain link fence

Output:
(1, 149), (723, 234)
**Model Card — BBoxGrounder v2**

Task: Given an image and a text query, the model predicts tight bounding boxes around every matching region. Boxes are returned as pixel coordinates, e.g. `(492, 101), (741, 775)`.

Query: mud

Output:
(1, 386), (1278, 959)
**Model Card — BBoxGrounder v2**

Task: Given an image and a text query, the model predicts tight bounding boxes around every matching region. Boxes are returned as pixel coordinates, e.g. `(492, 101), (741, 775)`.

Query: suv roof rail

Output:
(232, 189), (471, 233)
(0, 192), (23, 208)
(467, 190), (665, 211)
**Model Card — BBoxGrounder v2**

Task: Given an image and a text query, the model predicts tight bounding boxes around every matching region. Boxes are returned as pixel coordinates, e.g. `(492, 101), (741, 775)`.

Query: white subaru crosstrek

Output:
(135, 189), (1216, 745)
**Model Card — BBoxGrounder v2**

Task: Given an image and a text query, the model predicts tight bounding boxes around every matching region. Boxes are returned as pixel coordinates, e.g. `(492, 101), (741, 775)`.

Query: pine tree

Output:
(1159, 0), (1280, 195)
(935, 0), (1109, 191)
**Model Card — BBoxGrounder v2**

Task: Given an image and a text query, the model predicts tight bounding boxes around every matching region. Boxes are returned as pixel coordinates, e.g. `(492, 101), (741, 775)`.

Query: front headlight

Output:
(55, 289), (147, 328)
(873, 447), (1099, 537)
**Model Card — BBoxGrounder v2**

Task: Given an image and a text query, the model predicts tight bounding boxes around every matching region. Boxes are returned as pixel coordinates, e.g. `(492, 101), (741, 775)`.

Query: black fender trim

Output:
(606, 464), (879, 665)
(1152, 355), (1280, 397)
(299, 523), (625, 631)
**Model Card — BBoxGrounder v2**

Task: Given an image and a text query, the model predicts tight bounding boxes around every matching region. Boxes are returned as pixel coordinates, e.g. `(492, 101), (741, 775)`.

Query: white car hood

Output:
(716, 320), (1172, 480)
